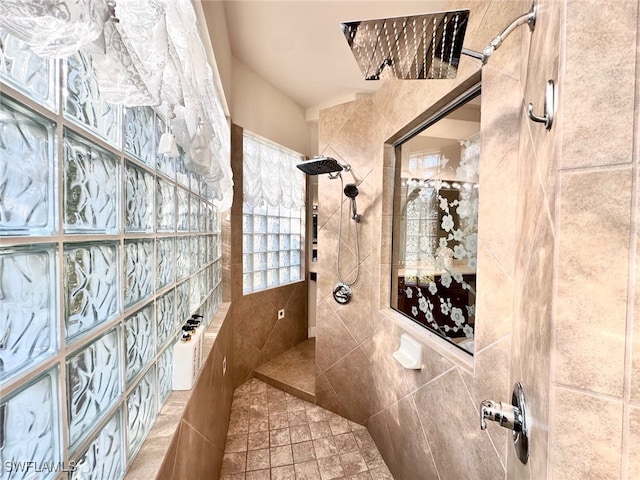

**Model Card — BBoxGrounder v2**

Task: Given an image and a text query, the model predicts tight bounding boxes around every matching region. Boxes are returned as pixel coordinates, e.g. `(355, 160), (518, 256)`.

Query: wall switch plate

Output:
(278, 309), (285, 320)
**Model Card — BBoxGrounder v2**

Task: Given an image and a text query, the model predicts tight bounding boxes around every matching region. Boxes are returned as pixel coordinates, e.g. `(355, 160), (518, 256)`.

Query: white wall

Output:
(230, 57), (311, 157)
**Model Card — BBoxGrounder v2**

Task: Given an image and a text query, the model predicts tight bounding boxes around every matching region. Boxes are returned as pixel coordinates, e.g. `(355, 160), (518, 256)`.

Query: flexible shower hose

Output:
(336, 173), (360, 286)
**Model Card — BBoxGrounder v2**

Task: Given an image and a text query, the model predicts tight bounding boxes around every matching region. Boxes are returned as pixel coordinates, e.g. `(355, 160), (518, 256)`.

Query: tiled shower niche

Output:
(0, 32), (223, 480)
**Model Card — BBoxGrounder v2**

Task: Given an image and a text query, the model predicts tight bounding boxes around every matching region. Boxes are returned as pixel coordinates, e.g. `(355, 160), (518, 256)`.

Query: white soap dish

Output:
(393, 334), (423, 370)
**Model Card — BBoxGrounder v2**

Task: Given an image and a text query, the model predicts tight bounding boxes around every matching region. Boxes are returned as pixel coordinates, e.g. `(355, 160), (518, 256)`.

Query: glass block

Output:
(242, 273), (252, 294)
(279, 234), (290, 251)
(189, 194), (199, 232)
(267, 216), (279, 233)
(176, 237), (190, 279)
(190, 236), (199, 273)
(176, 281), (189, 324)
(267, 251), (279, 269)
(0, 245), (57, 385)
(242, 214), (253, 234)
(65, 50), (121, 147)
(199, 199), (207, 233)
(156, 179), (175, 232)
(125, 161), (154, 233)
(127, 365), (157, 459)
(0, 29), (58, 111)
(156, 289), (175, 348)
(253, 200), (267, 216)
(243, 234), (253, 254)
(125, 305), (155, 385)
(291, 235), (301, 250)
(267, 269), (278, 288)
(290, 266), (301, 282)
(124, 239), (154, 309)
(290, 217), (301, 234)
(0, 96), (57, 236)
(280, 217), (290, 234)
(189, 277), (199, 312)
(279, 251), (290, 267)
(279, 268), (290, 284)
(198, 235), (207, 266)
(176, 188), (189, 232)
(67, 327), (122, 449)
(124, 106), (155, 166)
(0, 369), (60, 478)
(242, 254), (252, 274)
(267, 204), (279, 216)
(64, 130), (120, 234)
(290, 250), (301, 266)
(157, 345), (173, 407)
(252, 253), (267, 272)
(253, 215), (267, 233)
(280, 206), (291, 217)
(253, 234), (267, 253)
(267, 234), (279, 251)
(253, 271), (266, 290)
(71, 408), (124, 480)
(156, 237), (175, 290)
(175, 154), (189, 187)
(65, 242), (120, 341)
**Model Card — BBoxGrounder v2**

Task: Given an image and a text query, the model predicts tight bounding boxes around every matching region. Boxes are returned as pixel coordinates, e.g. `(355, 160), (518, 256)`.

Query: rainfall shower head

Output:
(340, 10), (470, 80)
(341, 2), (537, 80)
(297, 156), (344, 176)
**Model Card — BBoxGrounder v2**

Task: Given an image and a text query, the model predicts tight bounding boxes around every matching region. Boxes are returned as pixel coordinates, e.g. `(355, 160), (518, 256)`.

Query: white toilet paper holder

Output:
(393, 334), (423, 370)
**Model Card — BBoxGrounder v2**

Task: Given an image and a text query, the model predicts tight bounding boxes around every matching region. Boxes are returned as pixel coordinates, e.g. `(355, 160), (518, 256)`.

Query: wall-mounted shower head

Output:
(340, 1), (537, 80)
(343, 183), (361, 222)
(297, 156), (344, 176)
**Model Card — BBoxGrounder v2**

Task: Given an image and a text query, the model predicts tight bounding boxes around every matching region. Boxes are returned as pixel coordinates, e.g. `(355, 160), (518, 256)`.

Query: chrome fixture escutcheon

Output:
(333, 283), (352, 304)
(480, 381), (529, 464)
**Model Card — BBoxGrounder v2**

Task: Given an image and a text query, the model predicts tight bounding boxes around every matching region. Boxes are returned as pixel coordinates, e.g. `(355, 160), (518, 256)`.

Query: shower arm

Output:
(461, 1), (537, 65)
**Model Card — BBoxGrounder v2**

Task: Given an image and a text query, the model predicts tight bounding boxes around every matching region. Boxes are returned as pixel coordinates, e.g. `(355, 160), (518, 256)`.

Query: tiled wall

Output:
(550, 1), (639, 479)
(229, 125), (309, 387)
(315, 0), (639, 479)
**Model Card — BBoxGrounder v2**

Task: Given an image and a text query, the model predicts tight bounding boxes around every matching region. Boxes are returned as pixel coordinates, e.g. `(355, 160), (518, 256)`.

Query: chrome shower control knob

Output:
(479, 382), (529, 465)
(480, 400), (522, 431)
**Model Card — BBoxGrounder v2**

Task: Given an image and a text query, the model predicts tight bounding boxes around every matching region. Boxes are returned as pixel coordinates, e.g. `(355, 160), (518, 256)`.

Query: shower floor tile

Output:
(255, 338), (316, 403)
(221, 378), (394, 480)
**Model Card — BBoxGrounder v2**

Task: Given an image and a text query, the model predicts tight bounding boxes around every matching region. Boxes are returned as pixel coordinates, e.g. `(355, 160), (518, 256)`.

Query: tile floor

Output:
(221, 378), (394, 480)
(254, 339), (316, 403)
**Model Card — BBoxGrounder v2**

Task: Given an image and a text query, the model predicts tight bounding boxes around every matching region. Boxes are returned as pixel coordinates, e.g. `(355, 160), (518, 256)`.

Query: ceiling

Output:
(220, 0), (448, 113)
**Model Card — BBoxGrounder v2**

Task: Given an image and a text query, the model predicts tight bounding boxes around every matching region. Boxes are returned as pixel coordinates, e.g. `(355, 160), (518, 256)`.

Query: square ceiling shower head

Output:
(340, 9), (470, 80)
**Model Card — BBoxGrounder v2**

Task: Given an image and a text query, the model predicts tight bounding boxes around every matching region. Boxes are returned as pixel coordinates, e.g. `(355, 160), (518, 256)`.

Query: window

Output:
(242, 132), (305, 294)
(391, 84), (480, 355)
(0, 31), (222, 478)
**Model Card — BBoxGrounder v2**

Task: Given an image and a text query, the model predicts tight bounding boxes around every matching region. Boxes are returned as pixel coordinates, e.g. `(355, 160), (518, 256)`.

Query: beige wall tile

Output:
(555, 169), (632, 396)
(366, 394), (439, 480)
(631, 166), (640, 402)
(629, 406), (640, 480)
(562, 0), (637, 169)
(413, 369), (505, 480)
(324, 348), (374, 423)
(315, 299), (358, 373)
(551, 388), (623, 480)
(173, 422), (224, 479)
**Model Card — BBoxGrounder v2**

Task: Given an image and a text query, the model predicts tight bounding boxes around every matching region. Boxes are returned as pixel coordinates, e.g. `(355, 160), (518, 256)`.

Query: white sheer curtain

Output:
(243, 132), (305, 209)
(0, 0), (233, 209)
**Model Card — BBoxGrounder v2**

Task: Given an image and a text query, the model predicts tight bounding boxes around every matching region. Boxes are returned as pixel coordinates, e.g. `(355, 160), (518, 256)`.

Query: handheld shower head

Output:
(343, 183), (359, 198)
(297, 156), (344, 176)
(344, 183), (361, 222)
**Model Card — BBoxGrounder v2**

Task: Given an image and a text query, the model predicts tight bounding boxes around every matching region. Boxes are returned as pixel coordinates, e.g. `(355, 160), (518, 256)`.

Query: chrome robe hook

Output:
(527, 79), (555, 130)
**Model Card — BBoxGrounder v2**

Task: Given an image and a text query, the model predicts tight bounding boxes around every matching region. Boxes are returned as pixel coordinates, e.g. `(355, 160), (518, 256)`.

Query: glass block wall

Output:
(242, 201), (304, 293)
(0, 32), (223, 479)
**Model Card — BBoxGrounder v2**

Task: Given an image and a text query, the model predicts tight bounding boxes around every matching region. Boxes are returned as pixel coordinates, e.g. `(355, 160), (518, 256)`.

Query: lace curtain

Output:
(0, 0), (233, 209)
(243, 132), (305, 209)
